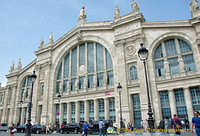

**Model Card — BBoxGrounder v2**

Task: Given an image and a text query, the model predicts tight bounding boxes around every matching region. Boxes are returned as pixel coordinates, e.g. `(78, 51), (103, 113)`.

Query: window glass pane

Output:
(55, 104), (59, 122)
(182, 54), (196, 72)
(57, 63), (62, 80)
(22, 78), (26, 87)
(25, 88), (29, 98)
(63, 80), (68, 92)
(79, 77), (84, 90)
(160, 91), (171, 120)
(41, 85), (44, 96)
(107, 71), (113, 85)
(63, 103), (67, 122)
(97, 73), (104, 87)
(99, 99), (105, 120)
(89, 100), (94, 121)
(79, 44), (85, 66)
(106, 49), (113, 69)
(64, 53), (69, 78)
(154, 44), (163, 59)
(71, 78), (76, 91)
(164, 39), (177, 56)
(27, 77), (31, 86)
(87, 43), (94, 73)
(96, 43), (104, 71)
(178, 39), (192, 53)
(71, 103), (76, 123)
(56, 81), (60, 93)
(132, 94), (141, 128)
(80, 101), (84, 121)
(24, 108), (27, 124)
(88, 75), (93, 88)
(109, 98), (115, 122)
(190, 86), (200, 113)
(130, 66), (138, 80)
(71, 48), (77, 77)
(154, 60), (165, 77)
(168, 57), (180, 74)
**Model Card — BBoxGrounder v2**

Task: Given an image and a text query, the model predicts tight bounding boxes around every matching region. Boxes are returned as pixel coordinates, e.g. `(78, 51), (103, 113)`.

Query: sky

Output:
(0, 0), (192, 87)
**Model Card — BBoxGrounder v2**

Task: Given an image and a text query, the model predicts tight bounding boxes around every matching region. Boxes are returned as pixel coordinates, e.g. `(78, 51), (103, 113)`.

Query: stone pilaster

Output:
(104, 98), (109, 120)
(84, 100), (89, 122)
(75, 101), (80, 123)
(67, 102), (71, 123)
(8, 85), (17, 125)
(94, 99), (99, 120)
(1, 86), (9, 122)
(168, 90), (177, 116)
(59, 103), (63, 125)
(184, 87), (193, 122)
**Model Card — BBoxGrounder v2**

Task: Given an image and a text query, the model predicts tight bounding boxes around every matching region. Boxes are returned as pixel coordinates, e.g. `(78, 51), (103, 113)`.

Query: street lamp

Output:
(138, 43), (154, 130)
(57, 92), (61, 128)
(18, 100), (23, 126)
(26, 70), (37, 136)
(117, 83), (123, 131)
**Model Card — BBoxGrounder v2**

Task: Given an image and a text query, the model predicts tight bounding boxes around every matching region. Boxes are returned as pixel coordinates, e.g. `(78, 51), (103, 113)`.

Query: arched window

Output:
(130, 66), (138, 80)
(55, 42), (113, 93)
(21, 76), (31, 99)
(153, 38), (196, 77)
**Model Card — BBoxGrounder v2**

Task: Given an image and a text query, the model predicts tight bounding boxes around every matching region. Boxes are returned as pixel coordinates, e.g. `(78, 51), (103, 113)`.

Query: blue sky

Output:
(0, 0), (192, 87)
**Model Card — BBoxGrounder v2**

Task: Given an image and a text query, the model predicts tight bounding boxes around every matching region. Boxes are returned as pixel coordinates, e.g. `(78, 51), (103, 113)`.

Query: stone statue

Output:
(93, 74), (97, 88)
(17, 58), (22, 70)
(40, 37), (44, 46)
(84, 76), (88, 89)
(190, 0), (199, 13)
(103, 73), (107, 86)
(178, 58), (185, 73)
(49, 32), (53, 43)
(114, 6), (120, 20)
(78, 6), (86, 24)
(67, 80), (71, 92)
(131, 0), (140, 14)
(164, 61), (170, 74)
(10, 61), (14, 72)
(75, 77), (79, 91)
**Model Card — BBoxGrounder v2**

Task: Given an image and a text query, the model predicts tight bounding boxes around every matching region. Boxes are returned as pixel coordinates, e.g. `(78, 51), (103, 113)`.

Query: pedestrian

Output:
(171, 114), (182, 135)
(82, 121), (89, 136)
(9, 124), (15, 136)
(184, 116), (190, 131)
(99, 119), (105, 136)
(192, 111), (200, 136)
(46, 123), (49, 134)
(144, 119), (148, 132)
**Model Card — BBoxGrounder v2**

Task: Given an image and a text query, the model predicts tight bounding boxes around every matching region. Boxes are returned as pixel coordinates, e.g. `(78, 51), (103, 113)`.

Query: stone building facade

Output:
(0, 0), (200, 128)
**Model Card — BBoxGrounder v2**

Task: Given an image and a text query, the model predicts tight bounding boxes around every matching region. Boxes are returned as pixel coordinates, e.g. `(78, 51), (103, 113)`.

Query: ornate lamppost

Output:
(18, 99), (23, 126)
(117, 83), (123, 131)
(138, 43), (154, 130)
(57, 92), (61, 128)
(26, 70), (37, 136)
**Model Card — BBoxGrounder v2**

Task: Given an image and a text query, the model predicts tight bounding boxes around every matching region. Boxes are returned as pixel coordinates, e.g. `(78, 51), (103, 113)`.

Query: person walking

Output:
(99, 119), (105, 136)
(82, 121), (89, 136)
(192, 111), (200, 136)
(184, 116), (190, 131)
(171, 114), (182, 135)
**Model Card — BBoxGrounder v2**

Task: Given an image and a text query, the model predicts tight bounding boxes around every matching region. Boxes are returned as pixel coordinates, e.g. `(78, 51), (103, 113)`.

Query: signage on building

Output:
(57, 112), (60, 116)
(105, 91), (110, 95)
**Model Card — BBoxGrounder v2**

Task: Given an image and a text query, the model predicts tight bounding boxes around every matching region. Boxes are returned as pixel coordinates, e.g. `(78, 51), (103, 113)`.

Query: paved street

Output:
(0, 131), (197, 136)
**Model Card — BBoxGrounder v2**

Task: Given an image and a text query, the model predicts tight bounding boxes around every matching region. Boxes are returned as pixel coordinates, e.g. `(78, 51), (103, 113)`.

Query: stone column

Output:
(94, 99), (99, 120)
(1, 86), (9, 122)
(84, 100), (89, 122)
(184, 87), (193, 122)
(168, 90), (177, 116)
(67, 102), (71, 123)
(104, 98), (109, 120)
(8, 85), (17, 125)
(75, 101), (80, 123)
(59, 103), (63, 125)
(21, 107), (25, 124)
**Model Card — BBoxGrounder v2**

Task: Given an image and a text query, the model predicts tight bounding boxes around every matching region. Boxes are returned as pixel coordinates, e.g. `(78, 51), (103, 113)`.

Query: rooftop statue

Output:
(190, 0), (199, 13)
(78, 6), (86, 24)
(10, 61), (14, 72)
(114, 6), (120, 20)
(49, 32), (53, 43)
(40, 37), (44, 46)
(131, 0), (140, 14)
(17, 58), (22, 70)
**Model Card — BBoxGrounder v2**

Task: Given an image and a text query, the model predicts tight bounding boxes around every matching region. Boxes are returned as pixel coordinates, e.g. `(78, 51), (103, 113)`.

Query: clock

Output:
(80, 65), (85, 71)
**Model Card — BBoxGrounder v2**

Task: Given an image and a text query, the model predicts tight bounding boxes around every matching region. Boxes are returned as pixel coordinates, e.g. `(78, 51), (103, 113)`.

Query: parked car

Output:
(88, 120), (113, 134)
(0, 123), (8, 132)
(16, 124), (26, 133)
(32, 124), (46, 134)
(58, 123), (83, 134)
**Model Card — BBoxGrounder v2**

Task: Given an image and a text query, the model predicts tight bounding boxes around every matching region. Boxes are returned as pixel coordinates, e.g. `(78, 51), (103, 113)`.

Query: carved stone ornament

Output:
(178, 58), (185, 73)
(164, 61), (170, 74)
(126, 45), (136, 56)
(77, 30), (82, 41)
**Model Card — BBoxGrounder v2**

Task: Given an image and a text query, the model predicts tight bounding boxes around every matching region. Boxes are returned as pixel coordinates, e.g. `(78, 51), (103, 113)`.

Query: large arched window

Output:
(55, 42), (113, 93)
(153, 38), (196, 77)
(21, 76), (31, 100)
(130, 66), (138, 80)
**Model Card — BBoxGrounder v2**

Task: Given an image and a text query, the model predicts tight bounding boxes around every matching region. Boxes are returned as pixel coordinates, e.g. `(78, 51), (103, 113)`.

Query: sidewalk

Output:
(117, 132), (196, 136)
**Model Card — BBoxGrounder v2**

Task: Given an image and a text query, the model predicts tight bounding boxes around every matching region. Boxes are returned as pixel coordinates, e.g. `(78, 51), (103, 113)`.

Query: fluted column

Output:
(104, 98), (109, 120)
(84, 100), (89, 122)
(67, 102), (71, 123)
(94, 99), (99, 120)
(184, 87), (193, 121)
(75, 101), (80, 123)
(168, 90), (177, 116)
